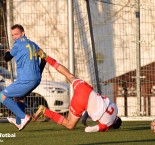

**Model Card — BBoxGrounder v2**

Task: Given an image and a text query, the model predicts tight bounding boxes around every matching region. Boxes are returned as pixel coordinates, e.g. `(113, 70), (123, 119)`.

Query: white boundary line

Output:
(121, 116), (155, 121)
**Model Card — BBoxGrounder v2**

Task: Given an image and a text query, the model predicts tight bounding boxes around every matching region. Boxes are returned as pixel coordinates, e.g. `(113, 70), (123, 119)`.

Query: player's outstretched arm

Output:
(38, 48), (76, 83)
(56, 65), (76, 83)
(85, 123), (109, 132)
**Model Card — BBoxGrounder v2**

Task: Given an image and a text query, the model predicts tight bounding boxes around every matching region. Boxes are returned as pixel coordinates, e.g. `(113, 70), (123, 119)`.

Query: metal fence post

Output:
(136, 0), (141, 116)
(68, 0), (74, 100)
(86, 0), (101, 94)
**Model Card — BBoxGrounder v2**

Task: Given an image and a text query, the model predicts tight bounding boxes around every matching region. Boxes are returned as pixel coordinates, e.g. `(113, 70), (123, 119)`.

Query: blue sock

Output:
(16, 102), (26, 125)
(2, 98), (25, 119)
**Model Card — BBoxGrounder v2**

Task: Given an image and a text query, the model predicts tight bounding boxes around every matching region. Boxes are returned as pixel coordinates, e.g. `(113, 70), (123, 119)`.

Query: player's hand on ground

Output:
(85, 125), (99, 132)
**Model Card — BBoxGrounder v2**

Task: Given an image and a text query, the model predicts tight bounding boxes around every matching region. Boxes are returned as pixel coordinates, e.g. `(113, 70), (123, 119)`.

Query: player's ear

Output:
(22, 31), (25, 36)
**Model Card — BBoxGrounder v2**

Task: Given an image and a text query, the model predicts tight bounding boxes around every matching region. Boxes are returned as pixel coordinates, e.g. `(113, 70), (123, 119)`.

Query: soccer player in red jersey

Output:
(33, 49), (122, 132)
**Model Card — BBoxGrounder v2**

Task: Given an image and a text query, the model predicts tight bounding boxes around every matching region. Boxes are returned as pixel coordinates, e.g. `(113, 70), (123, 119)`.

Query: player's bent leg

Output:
(33, 105), (64, 125)
(0, 93), (26, 119)
(62, 112), (80, 129)
(33, 105), (79, 130)
(44, 107), (65, 124)
(0, 93), (31, 131)
(0, 80), (40, 131)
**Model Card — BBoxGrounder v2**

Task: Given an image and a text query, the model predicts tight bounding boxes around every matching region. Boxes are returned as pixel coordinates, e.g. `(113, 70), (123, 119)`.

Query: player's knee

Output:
(66, 124), (75, 130)
(0, 92), (6, 103)
(66, 126), (74, 130)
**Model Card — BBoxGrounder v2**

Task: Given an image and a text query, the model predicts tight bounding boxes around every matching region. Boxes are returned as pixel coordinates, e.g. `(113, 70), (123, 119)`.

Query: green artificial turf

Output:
(0, 121), (154, 145)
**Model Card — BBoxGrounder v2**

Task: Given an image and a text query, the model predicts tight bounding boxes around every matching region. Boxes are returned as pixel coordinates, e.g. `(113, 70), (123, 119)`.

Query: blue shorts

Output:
(2, 79), (41, 98)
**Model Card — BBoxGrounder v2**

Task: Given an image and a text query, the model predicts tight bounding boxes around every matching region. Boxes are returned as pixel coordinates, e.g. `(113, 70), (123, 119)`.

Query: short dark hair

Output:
(11, 24), (24, 32)
(113, 116), (122, 129)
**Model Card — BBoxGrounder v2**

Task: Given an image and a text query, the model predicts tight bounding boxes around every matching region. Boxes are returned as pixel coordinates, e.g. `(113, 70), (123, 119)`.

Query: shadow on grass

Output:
(116, 121), (150, 131)
(31, 126), (69, 132)
(121, 126), (150, 131)
(29, 124), (150, 132)
(78, 139), (155, 145)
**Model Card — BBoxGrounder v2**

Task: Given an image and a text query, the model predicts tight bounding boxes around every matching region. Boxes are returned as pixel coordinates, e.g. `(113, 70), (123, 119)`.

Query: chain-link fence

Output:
(1, 0), (70, 119)
(85, 0), (155, 117)
(0, 0), (155, 119)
